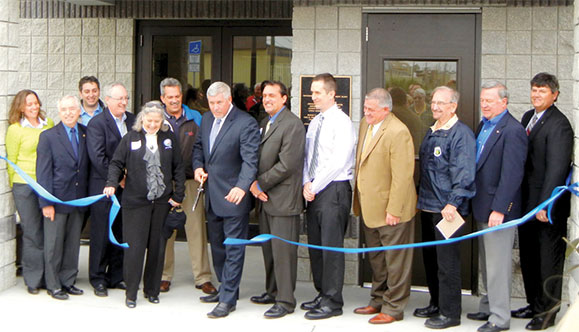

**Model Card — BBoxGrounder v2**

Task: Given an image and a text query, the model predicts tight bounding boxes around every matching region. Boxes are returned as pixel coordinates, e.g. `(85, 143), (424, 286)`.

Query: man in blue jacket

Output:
(467, 81), (527, 332)
(414, 86), (476, 329)
(158, 77), (216, 295)
(37, 95), (90, 300)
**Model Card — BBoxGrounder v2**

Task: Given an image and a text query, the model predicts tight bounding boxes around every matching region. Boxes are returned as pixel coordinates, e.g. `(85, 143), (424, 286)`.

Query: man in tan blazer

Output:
(352, 88), (417, 325)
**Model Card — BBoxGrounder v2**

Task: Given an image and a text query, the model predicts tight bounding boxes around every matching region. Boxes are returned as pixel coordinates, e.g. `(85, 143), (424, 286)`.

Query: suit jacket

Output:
(472, 111), (527, 222)
(86, 108), (135, 195)
(521, 105), (573, 224)
(353, 114), (417, 227)
(192, 106), (260, 217)
(106, 130), (185, 208)
(36, 122), (90, 214)
(256, 108), (305, 217)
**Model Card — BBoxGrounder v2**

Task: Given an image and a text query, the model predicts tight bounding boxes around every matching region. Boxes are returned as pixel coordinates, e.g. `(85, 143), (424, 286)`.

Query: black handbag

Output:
(162, 206), (186, 239)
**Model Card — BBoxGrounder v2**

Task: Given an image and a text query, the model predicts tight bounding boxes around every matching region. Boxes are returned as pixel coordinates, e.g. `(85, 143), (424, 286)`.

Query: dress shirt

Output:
(20, 117), (48, 129)
(303, 104), (356, 194)
(109, 109), (128, 136)
(212, 104), (233, 137)
(476, 109), (507, 162)
(145, 132), (158, 153)
(525, 106), (549, 132)
(80, 102), (103, 126)
(63, 124), (79, 143)
(361, 118), (384, 152)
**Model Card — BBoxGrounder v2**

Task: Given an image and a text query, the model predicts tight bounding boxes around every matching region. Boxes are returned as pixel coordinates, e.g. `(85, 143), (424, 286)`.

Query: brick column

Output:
(0, 0), (20, 292)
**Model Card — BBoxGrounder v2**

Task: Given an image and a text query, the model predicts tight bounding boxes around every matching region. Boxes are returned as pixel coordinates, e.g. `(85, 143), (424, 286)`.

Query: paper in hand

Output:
(435, 212), (465, 239)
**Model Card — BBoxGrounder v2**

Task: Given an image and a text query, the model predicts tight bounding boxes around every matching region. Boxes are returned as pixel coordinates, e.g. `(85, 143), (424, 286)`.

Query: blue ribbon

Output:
(1, 155), (128, 248)
(224, 179), (578, 253)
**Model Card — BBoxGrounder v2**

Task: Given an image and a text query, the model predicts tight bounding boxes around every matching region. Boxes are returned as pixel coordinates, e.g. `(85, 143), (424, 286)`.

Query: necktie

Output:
(70, 127), (79, 159)
(362, 124), (374, 156)
(308, 116), (324, 179)
(265, 120), (272, 135)
(209, 118), (222, 153)
(526, 113), (539, 136)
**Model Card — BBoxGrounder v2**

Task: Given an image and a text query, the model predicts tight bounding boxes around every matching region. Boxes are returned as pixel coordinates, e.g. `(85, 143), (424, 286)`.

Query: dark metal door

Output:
(362, 12), (481, 291)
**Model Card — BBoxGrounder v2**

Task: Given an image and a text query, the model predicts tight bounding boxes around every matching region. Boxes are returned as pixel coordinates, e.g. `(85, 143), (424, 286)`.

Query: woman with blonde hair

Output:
(6, 89), (54, 295)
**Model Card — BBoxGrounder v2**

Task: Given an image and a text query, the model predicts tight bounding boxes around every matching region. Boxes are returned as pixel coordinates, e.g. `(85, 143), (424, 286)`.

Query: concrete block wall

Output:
(292, 6), (362, 284)
(18, 18), (135, 120)
(569, 0), (579, 305)
(0, 0), (19, 292)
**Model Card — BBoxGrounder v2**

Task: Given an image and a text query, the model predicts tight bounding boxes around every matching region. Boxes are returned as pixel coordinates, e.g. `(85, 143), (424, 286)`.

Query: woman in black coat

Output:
(104, 101), (185, 308)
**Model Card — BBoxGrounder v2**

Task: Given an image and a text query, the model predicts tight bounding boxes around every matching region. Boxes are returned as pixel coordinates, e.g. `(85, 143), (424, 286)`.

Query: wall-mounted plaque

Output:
(299, 75), (351, 127)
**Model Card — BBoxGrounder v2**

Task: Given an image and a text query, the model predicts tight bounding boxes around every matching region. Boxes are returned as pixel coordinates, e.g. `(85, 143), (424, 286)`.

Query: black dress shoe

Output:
(251, 293), (276, 305)
(477, 322), (508, 332)
(27, 287), (39, 295)
(207, 302), (236, 318)
(63, 285), (84, 295)
(425, 314), (461, 329)
(47, 289), (69, 300)
(94, 284), (108, 297)
(414, 304), (440, 318)
(467, 312), (490, 321)
(115, 281), (127, 290)
(304, 306), (343, 320)
(264, 304), (294, 318)
(145, 294), (160, 304)
(125, 298), (136, 308)
(525, 316), (555, 330)
(511, 305), (534, 319)
(300, 295), (323, 311)
(200, 292), (220, 303)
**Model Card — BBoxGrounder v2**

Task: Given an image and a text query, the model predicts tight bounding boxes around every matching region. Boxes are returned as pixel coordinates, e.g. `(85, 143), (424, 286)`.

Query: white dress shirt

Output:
(303, 104), (357, 194)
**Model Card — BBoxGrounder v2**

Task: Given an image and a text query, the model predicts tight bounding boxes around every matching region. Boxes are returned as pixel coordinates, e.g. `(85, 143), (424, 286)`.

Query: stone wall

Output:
(17, 18), (135, 120)
(0, 0), (19, 292)
(569, 0), (579, 305)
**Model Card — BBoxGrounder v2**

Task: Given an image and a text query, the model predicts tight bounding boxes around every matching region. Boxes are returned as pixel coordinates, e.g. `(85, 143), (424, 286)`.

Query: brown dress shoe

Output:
(196, 281), (217, 295)
(369, 313), (398, 324)
(160, 280), (171, 292)
(354, 305), (380, 315)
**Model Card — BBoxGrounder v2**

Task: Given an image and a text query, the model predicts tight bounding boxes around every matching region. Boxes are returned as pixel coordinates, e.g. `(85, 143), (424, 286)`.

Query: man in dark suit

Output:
(193, 81), (260, 318)
(36, 95), (90, 300)
(467, 82), (527, 332)
(512, 73), (573, 331)
(86, 82), (135, 297)
(248, 81), (305, 319)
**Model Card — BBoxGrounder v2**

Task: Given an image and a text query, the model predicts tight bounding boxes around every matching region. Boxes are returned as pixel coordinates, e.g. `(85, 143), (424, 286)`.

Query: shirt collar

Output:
(482, 109), (507, 126)
(431, 114), (459, 132)
(64, 123), (79, 136)
(269, 106), (285, 123)
(20, 117), (48, 129)
(108, 108), (127, 122)
(81, 100), (103, 117)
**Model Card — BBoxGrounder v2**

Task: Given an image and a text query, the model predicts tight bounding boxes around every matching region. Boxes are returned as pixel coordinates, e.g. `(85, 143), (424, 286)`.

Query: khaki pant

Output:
(162, 179), (212, 285)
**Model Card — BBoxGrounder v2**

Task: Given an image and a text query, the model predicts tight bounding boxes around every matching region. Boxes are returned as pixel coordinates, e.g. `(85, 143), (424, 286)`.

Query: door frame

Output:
(360, 11), (482, 292)
(135, 19), (291, 109)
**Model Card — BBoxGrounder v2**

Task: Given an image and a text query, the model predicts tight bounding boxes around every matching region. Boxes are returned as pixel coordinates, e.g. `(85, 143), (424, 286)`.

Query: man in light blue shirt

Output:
(78, 76), (104, 125)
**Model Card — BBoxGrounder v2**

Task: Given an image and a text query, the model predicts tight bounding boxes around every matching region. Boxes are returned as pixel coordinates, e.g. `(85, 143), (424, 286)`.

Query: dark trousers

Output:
(518, 218), (566, 315)
(12, 183), (45, 289)
(306, 180), (351, 309)
(421, 211), (462, 319)
(89, 199), (124, 288)
(420, 210), (439, 307)
(43, 210), (83, 291)
(259, 210), (299, 310)
(122, 202), (171, 300)
(206, 207), (249, 306)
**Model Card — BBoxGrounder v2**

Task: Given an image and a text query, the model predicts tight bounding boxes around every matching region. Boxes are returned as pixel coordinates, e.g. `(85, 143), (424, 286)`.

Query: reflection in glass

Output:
(152, 36), (212, 113)
(384, 60), (457, 155)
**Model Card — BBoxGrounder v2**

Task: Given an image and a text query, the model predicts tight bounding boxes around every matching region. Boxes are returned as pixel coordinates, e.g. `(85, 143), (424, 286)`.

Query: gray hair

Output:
(102, 82), (127, 99)
(432, 86), (460, 104)
(365, 88), (393, 110)
(132, 101), (169, 132)
(160, 77), (182, 96)
(57, 95), (81, 110)
(481, 80), (509, 100)
(413, 88), (426, 98)
(206, 81), (231, 99)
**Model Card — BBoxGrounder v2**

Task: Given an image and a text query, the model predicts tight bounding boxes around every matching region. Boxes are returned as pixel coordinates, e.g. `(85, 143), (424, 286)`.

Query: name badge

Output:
(131, 141), (141, 150)
(164, 139), (172, 149)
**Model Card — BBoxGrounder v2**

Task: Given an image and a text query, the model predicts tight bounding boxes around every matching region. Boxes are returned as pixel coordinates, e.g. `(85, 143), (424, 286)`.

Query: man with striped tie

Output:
(301, 73), (357, 320)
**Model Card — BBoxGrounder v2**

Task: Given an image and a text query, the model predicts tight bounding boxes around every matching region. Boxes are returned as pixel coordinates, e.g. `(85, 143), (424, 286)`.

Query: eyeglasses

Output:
(430, 101), (453, 107)
(110, 96), (130, 102)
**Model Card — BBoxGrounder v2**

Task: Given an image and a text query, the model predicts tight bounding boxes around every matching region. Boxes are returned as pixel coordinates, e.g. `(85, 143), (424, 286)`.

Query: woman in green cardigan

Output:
(5, 90), (54, 294)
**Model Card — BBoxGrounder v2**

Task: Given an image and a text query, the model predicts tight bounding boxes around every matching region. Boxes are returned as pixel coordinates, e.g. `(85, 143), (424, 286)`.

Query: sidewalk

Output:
(0, 243), (565, 332)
